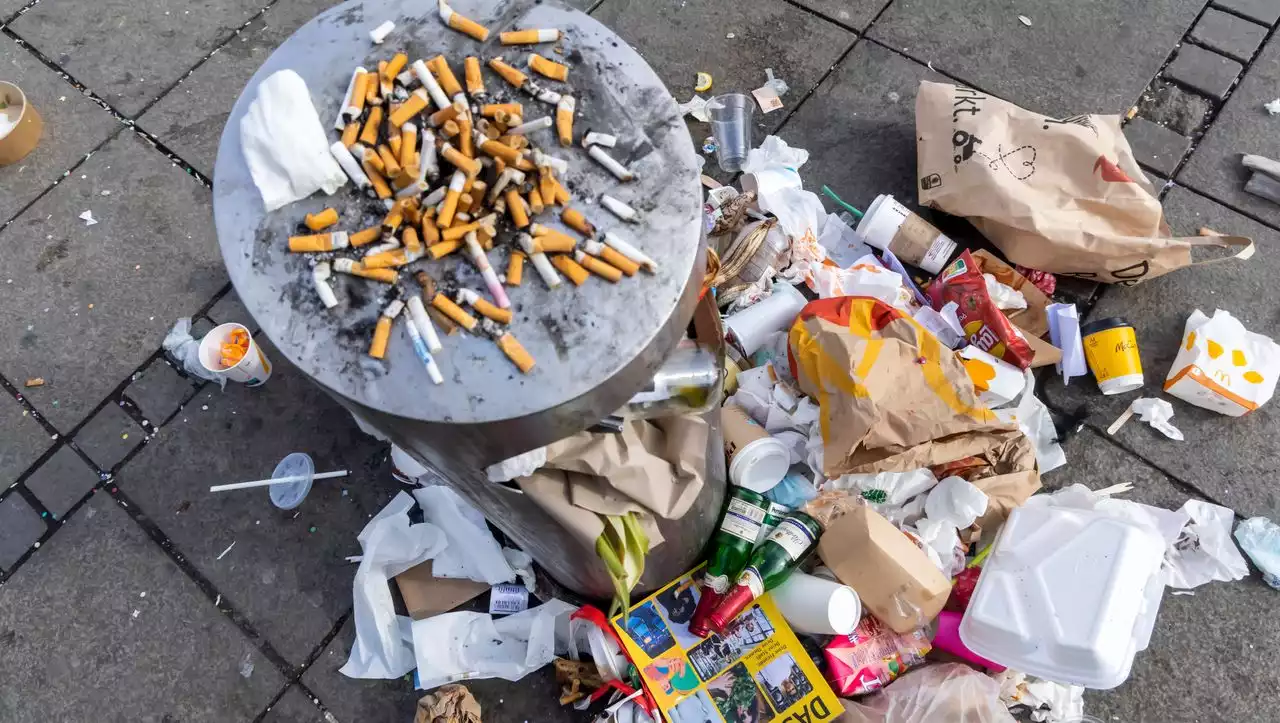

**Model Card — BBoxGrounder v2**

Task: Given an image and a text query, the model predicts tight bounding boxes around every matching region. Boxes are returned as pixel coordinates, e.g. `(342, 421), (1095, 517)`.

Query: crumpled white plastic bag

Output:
(413, 486), (516, 585)
(994, 669), (1084, 723)
(162, 318), (226, 389)
(485, 447), (548, 482)
(826, 469), (937, 525)
(1235, 516), (1280, 589)
(993, 370), (1066, 473)
(240, 69), (346, 211)
(984, 273), (1027, 310)
(925, 476), (989, 529)
(742, 136), (830, 288)
(840, 663), (1016, 723)
(1164, 499), (1249, 589)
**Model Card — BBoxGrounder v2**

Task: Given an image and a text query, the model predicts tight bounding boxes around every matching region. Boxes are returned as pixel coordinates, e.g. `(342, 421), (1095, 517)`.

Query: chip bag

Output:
(824, 614), (931, 696)
(1164, 309), (1280, 416)
(928, 251), (1034, 369)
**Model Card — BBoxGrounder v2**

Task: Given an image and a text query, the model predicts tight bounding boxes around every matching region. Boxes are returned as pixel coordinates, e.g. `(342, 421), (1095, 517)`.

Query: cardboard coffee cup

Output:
(0, 82), (43, 166)
(198, 323), (273, 386)
(855, 194), (957, 275)
(721, 403), (788, 492)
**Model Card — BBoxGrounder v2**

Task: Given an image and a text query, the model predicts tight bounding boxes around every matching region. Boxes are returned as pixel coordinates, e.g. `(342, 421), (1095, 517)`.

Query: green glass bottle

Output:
(688, 487), (770, 638)
(707, 510), (823, 634)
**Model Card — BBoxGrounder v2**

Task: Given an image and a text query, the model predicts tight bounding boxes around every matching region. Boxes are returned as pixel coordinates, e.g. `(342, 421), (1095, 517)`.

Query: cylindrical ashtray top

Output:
(198, 322), (273, 386)
(0, 82), (43, 166)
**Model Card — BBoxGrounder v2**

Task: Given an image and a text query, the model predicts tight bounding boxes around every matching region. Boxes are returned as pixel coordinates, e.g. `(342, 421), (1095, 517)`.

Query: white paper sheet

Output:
(1046, 303), (1087, 385)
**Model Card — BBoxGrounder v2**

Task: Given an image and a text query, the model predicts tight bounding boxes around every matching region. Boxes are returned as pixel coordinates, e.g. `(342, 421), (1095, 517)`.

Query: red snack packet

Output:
(1016, 265), (1057, 296)
(928, 250), (1034, 369)
(823, 614), (931, 696)
(944, 566), (982, 613)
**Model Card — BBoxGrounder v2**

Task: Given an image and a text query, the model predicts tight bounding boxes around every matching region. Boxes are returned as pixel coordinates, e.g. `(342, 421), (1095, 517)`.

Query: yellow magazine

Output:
(611, 565), (842, 723)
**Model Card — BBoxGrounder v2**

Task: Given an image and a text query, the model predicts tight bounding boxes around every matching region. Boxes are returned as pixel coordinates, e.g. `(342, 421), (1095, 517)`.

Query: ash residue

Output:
(539, 314), (572, 361)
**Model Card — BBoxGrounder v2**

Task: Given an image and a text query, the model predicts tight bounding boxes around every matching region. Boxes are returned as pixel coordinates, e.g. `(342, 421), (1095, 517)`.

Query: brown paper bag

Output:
(971, 250), (1049, 337)
(916, 81), (1253, 285)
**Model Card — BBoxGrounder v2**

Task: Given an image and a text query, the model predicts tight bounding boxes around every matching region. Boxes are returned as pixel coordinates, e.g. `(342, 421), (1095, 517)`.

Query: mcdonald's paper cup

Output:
(199, 323), (273, 386)
(855, 194), (957, 275)
(0, 82), (43, 166)
(771, 571), (862, 635)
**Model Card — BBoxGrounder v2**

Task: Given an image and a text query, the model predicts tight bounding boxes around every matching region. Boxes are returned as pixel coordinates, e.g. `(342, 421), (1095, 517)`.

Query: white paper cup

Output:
(771, 571), (862, 635)
(855, 194), (957, 275)
(724, 282), (808, 356)
(199, 323), (273, 386)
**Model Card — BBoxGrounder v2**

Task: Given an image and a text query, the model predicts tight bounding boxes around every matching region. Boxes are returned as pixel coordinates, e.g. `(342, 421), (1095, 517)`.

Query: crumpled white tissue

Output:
(240, 69), (346, 211)
(924, 476), (989, 529)
(1131, 398), (1185, 441)
(162, 317), (226, 389)
(993, 370), (1066, 473)
(1164, 499), (1249, 589)
(485, 447), (548, 482)
(983, 273), (1027, 310)
(413, 485), (516, 585)
(995, 669), (1085, 723)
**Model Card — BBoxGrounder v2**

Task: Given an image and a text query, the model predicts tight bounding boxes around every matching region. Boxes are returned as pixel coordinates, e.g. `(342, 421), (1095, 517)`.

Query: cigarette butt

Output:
(603, 231), (658, 272)
(528, 188), (545, 214)
(432, 293), (478, 331)
(482, 121), (503, 140)
(349, 70), (370, 117)
(363, 249), (408, 268)
(465, 56), (485, 97)
(345, 262), (400, 283)
(468, 181), (488, 214)
(376, 144), (403, 178)
(400, 123), (418, 169)
(422, 213), (442, 244)
(539, 169), (556, 210)
(576, 249), (622, 282)
(341, 122), (360, 147)
(365, 66), (381, 105)
(363, 159), (393, 199)
(530, 224), (577, 252)
(337, 67), (365, 129)
(359, 106), (384, 146)
(529, 53), (569, 82)
(598, 245), (639, 276)
(382, 203), (406, 233)
(428, 103), (462, 128)
(517, 233), (562, 289)
(505, 134), (530, 151)
(458, 194), (474, 215)
(25, 377), (45, 387)
(428, 305), (459, 334)
(369, 316), (392, 359)
(600, 194), (639, 222)
(441, 119), (461, 138)
(497, 333), (535, 373)
(457, 114), (474, 158)
(481, 102), (524, 118)
(551, 254), (589, 285)
(305, 207), (340, 231)
(442, 6), (490, 41)
(479, 138), (523, 165)
(582, 131), (618, 148)
(561, 207), (595, 237)
(551, 176), (570, 206)
(443, 221), (480, 241)
(428, 239), (462, 259)
(289, 232), (349, 252)
(522, 80), (561, 105)
(369, 19), (395, 44)
(356, 144), (385, 175)
(403, 226), (422, 253)
(377, 61), (393, 99)
(506, 188), (530, 228)
(473, 297), (512, 324)
(388, 134), (402, 157)
(427, 56), (464, 99)
(501, 28), (560, 44)
(392, 167), (418, 191)
(588, 145), (634, 181)
(506, 115), (552, 136)
(312, 262), (339, 309)
(385, 52), (408, 83)
(350, 226), (382, 247)
(441, 143), (481, 176)
(507, 251), (525, 286)
(388, 90), (429, 127)
(489, 58), (528, 88)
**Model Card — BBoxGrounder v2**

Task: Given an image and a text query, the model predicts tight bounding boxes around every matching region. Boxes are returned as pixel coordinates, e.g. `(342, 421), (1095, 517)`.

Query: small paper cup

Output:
(199, 323), (273, 386)
(0, 82), (43, 166)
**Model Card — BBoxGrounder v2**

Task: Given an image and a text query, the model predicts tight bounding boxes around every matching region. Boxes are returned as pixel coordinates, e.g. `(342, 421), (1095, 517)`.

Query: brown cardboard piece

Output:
(395, 560), (489, 620)
(819, 506), (951, 634)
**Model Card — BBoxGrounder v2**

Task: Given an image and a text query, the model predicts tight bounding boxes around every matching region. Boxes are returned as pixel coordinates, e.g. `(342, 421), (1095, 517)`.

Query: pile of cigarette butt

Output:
(286, 0), (658, 384)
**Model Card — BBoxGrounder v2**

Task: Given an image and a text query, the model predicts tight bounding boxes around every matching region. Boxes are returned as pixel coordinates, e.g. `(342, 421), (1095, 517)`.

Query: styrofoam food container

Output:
(959, 504), (1166, 689)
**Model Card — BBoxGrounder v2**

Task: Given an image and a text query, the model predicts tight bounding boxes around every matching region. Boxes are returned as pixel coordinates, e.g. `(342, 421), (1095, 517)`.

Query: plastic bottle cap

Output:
(728, 436), (790, 492)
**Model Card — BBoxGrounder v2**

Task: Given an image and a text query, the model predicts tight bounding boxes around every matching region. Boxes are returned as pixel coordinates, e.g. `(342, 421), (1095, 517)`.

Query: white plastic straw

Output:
(209, 469), (349, 493)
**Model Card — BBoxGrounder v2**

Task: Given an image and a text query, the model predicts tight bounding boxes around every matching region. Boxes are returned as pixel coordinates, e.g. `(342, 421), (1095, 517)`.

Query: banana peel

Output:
(596, 512), (649, 625)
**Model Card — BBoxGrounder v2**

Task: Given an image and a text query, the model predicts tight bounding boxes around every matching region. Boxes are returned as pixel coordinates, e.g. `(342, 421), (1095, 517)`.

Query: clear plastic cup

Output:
(707, 93), (754, 173)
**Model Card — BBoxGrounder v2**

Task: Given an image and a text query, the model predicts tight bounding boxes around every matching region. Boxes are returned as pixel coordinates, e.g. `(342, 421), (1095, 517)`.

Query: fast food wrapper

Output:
(823, 614), (930, 696)
(1165, 308), (1280, 416)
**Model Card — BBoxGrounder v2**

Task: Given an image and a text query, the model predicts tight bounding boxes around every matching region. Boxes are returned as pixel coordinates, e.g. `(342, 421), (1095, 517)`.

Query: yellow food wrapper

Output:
(1165, 309), (1280, 416)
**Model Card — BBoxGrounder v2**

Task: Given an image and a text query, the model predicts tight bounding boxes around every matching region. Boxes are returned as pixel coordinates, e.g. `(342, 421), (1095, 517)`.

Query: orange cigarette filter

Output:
(529, 54), (569, 82)
(577, 251), (623, 282)
(289, 232), (342, 252)
(500, 28), (560, 45)
(360, 106), (383, 146)
(422, 211), (441, 244)
(457, 115), (474, 158)
(340, 260), (399, 283)
(429, 103), (462, 128)
(376, 144), (403, 178)
(384, 52), (408, 82)
(506, 188), (530, 228)
(341, 122), (360, 147)
(220, 328), (251, 368)
(350, 226), (382, 247)
(403, 226), (422, 253)
(441, 144), (481, 176)
(479, 138), (522, 165)
(472, 297), (512, 325)
(359, 145), (385, 174)
(552, 176), (570, 205)
(556, 96), (574, 146)
(531, 225), (577, 252)
(441, 119), (461, 138)
(488, 58), (528, 88)
(507, 251), (525, 286)
(528, 188), (545, 214)
(364, 249), (416, 269)
(539, 169), (557, 209)
(393, 167), (418, 191)
(468, 181), (488, 214)
(363, 160), (393, 199)
(551, 254), (589, 286)
(365, 66), (380, 105)
(427, 56), (464, 98)
(305, 207), (340, 231)
(349, 70), (370, 114)
(561, 207), (595, 237)
(599, 246), (640, 276)
(443, 221), (480, 241)
(428, 239), (462, 259)
(432, 293), (478, 331)
(400, 124), (417, 168)
(497, 333), (535, 373)
(465, 56), (485, 97)
(387, 134), (402, 157)
(481, 102), (523, 118)
(369, 317), (392, 359)
(383, 201), (406, 232)
(404, 202), (423, 226)
(388, 91), (429, 127)
(444, 9), (490, 42)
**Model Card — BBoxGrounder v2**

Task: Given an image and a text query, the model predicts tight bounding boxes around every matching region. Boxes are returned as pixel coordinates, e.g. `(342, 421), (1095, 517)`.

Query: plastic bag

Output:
(837, 663), (1015, 723)
(1163, 500), (1248, 589)
(1235, 516), (1280, 589)
(1165, 309), (1280, 416)
(413, 486), (516, 585)
(992, 370), (1067, 474)
(162, 318), (226, 389)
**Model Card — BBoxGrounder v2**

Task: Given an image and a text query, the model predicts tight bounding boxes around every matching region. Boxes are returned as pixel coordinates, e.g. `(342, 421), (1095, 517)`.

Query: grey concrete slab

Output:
(592, 0), (856, 138)
(207, 287), (260, 334)
(870, 0), (1202, 116)
(9, 0), (265, 118)
(0, 394), (51, 487)
(1046, 428), (1200, 509)
(23, 445), (97, 518)
(1190, 8), (1269, 63)
(113, 338), (400, 664)
(0, 493), (45, 571)
(1043, 186), (1280, 518)
(790, 0), (892, 31)
(0, 36), (120, 225)
(1212, 0), (1280, 25)
(262, 687), (324, 723)
(1179, 33), (1280, 228)
(73, 401), (142, 470)
(1124, 116), (1191, 177)
(1137, 79), (1214, 135)
(0, 132), (226, 432)
(137, 0), (339, 178)
(1164, 43), (1243, 101)
(0, 493), (284, 720)
(124, 357), (199, 425)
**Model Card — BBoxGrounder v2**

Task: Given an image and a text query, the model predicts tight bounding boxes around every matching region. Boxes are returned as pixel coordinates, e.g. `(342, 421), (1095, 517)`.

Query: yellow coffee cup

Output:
(1082, 317), (1143, 395)
(0, 82), (43, 166)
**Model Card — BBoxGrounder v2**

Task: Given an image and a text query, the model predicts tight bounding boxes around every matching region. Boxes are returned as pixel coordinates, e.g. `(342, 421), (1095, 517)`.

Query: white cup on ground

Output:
(770, 571), (862, 635)
(724, 282), (808, 356)
(198, 322), (273, 386)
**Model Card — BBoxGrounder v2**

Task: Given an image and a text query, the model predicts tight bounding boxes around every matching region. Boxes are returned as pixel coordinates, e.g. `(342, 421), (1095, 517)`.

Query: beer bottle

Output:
(687, 487), (770, 638)
(706, 510), (822, 634)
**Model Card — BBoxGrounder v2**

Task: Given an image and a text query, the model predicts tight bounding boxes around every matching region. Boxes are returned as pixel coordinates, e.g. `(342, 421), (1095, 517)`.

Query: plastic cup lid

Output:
(729, 437), (790, 492)
(828, 586), (861, 635)
(269, 452), (314, 510)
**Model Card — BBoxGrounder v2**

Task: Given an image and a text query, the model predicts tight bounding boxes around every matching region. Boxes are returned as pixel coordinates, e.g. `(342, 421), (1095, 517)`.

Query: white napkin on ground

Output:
(240, 69), (346, 211)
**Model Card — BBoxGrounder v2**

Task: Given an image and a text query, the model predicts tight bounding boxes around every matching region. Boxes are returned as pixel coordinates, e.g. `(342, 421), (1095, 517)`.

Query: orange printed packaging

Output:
(1164, 309), (1280, 416)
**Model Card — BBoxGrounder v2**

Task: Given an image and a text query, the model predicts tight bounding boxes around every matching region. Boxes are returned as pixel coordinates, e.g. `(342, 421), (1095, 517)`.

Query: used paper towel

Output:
(1164, 500), (1249, 589)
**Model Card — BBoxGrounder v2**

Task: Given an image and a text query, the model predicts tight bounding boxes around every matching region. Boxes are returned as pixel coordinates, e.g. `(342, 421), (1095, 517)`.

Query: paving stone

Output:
(124, 357), (199, 425)
(1124, 117), (1191, 176)
(1212, 0), (1280, 25)
(137, 0), (339, 177)
(0, 493), (283, 719)
(1164, 43), (1244, 101)
(1136, 79), (1215, 135)
(1179, 33), (1280, 228)
(0, 493), (45, 571)
(9, 0), (264, 118)
(0, 132), (226, 432)
(207, 287), (260, 334)
(192, 315), (217, 340)
(870, 0), (1202, 115)
(72, 401), (142, 471)
(0, 36), (120, 226)
(0, 394), (51, 488)
(113, 338), (399, 664)
(1190, 7), (1269, 63)
(261, 686), (324, 723)
(1043, 186), (1280, 518)
(789, 0), (893, 30)
(23, 445), (97, 518)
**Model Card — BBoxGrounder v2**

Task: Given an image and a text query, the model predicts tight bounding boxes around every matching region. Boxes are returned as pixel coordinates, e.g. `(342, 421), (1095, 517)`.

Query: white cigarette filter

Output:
(418, 129), (441, 181)
(507, 116), (552, 136)
(336, 67), (366, 130)
(464, 231), (511, 309)
(588, 145), (635, 182)
(422, 185), (447, 208)
(523, 80), (562, 105)
(412, 59), (452, 110)
(406, 295), (443, 353)
(517, 232), (562, 289)
(532, 149), (569, 174)
(330, 142), (372, 189)
(488, 167), (526, 203)
(604, 230), (657, 272)
(369, 20), (395, 44)
(404, 315), (445, 384)
(500, 28), (560, 44)
(396, 70), (415, 87)
(601, 194), (639, 222)
(312, 262), (339, 309)
(582, 131), (618, 148)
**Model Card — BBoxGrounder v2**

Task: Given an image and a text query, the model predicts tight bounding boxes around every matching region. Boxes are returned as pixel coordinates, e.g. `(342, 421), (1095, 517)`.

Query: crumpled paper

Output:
(1109, 397), (1184, 441)
(413, 486), (516, 585)
(984, 273), (1027, 310)
(1164, 500), (1249, 589)
(162, 318), (226, 389)
(415, 684), (482, 723)
(992, 370), (1067, 473)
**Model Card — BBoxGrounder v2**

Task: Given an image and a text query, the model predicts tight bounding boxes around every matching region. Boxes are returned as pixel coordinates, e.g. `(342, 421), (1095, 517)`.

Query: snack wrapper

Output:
(928, 250), (1034, 369)
(823, 614), (931, 696)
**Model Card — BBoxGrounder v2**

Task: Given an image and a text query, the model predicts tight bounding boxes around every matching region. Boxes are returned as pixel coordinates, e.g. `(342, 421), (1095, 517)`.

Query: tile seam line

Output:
(0, 0), (39, 28)
(249, 610), (355, 723)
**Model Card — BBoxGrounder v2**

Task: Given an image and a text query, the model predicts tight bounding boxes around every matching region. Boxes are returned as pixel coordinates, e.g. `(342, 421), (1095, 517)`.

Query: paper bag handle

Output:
(1186, 235), (1255, 266)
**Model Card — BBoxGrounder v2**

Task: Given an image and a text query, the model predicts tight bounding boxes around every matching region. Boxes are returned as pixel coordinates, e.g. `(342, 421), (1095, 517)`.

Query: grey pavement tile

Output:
(23, 445), (97, 518)
(1179, 33), (1280, 228)
(1046, 428), (1200, 510)
(870, 0), (1203, 116)
(0, 493), (284, 720)
(0, 493), (45, 571)
(124, 357), (199, 425)
(1043, 186), (1280, 518)
(72, 401), (142, 470)
(1212, 0), (1280, 25)
(113, 338), (400, 665)
(1137, 79), (1214, 135)
(0, 131), (226, 432)
(193, 315), (217, 340)
(0, 36), (120, 225)
(9, 0), (265, 118)
(0, 394), (51, 487)
(1190, 8), (1269, 63)
(208, 287), (261, 334)
(592, 0), (857, 139)
(1164, 43), (1244, 101)
(789, 0), (893, 31)
(1124, 116), (1190, 177)
(262, 686), (324, 723)
(137, 0), (339, 178)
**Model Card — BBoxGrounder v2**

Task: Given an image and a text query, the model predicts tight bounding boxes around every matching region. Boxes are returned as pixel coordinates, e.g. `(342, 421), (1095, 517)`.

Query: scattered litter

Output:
(1018, 14), (1032, 26)
(1081, 316), (1144, 395)
(1046, 303), (1086, 384)
(1266, 99), (1280, 116)
(694, 71), (712, 92)
(1164, 500), (1248, 589)
(488, 582), (529, 615)
(79, 210), (97, 226)
(24, 378), (43, 388)
(216, 541), (237, 560)
(1165, 308), (1280, 416)
(369, 20), (395, 44)
(131, 609), (140, 619)
(240, 70), (346, 212)
(677, 94), (710, 122)
(725, 31), (735, 38)
(239, 653), (255, 679)
(415, 684), (482, 723)
(751, 84), (784, 113)
(1108, 397), (1183, 440)
(1235, 516), (1280, 589)
(700, 136), (718, 154)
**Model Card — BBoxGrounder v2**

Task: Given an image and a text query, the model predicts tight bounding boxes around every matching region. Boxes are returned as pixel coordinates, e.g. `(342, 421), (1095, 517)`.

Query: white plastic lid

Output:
(269, 452), (314, 510)
(728, 436), (789, 492)
(827, 585), (862, 635)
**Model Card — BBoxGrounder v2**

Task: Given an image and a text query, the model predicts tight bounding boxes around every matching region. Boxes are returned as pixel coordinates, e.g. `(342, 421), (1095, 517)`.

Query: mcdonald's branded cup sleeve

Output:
(1165, 309), (1280, 417)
